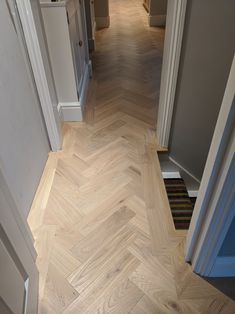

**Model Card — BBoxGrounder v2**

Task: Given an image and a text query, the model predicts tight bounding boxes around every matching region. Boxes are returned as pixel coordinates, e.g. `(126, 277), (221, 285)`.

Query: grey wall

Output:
(169, 0), (235, 181)
(0, 1), (50, 220)
(219, 217), (235, 257)
(150, 0), (167, 16)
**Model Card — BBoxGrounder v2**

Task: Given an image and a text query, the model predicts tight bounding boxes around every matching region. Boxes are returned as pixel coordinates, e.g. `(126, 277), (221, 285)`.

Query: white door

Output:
(69, 0), (89, 94)
(76, 0), (88, 68)
(0, 169), (38, 313)
(69, 10), (84, 93)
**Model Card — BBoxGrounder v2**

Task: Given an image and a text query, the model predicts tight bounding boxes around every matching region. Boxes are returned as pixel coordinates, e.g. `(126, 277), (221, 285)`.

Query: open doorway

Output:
(84, 0), (167, 128)
(158, 0), (235, 236)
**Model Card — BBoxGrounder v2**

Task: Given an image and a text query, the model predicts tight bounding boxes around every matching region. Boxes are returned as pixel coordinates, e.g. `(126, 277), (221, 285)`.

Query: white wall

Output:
(0, 1), (50, 220)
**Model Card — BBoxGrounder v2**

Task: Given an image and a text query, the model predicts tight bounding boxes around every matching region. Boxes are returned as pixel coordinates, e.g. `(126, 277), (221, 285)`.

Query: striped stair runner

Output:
(164, 178), (195, 230)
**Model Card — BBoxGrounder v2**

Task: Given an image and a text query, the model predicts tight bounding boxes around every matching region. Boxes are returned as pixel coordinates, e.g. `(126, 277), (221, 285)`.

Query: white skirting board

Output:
(209, 257), (235, 277)
(58, 102), (82, 121)
(188, 190), (198, 198)
(95, 16), (110, 29)
(57, 64), (90, 121)
(162, 171), (181, 179)
(149, 14), (166, 27)
(169, 157), (201, 184)
(92, 21), (96, 38)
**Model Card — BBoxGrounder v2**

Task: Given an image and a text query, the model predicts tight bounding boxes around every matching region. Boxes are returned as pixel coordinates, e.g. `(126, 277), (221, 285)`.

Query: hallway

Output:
(28, 0), (235, 313)
(87, 0), (165, 126)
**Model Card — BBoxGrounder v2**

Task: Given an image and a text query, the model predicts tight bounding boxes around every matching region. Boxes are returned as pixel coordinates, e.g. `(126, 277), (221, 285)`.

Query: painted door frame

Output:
(185, 55), (235, 277)
(157, 0), (187, 148)
(14, 0), (62, 151)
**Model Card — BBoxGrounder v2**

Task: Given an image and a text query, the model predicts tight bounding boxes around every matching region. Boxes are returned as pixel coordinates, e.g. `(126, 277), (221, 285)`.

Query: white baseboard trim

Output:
(58, 102), (82, 121)
(57, 63), (90, 121)
(169, 157), (201, 184)
(188, 190), (198, 198)
(92, 21), (96, 38)
(162, 171), (181, 179)
(149, 14), (166, 27)
(95, 16), (110, 29)
(209, 257), (235, 277)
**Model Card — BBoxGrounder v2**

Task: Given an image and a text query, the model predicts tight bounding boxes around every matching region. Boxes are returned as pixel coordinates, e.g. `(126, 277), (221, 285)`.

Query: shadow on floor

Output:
(205, 277), (235, 300)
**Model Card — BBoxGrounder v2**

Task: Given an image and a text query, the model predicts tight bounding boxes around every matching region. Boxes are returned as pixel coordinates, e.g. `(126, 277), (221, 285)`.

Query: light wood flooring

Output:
(28, 0), (235, 312)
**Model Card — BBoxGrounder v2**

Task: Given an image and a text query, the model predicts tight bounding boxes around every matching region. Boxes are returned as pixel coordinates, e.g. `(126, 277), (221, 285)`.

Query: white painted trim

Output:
(169, 156), (201, 184)
(185, 55), (235, 277)
(190, 150), (235, 276)
(58, 102), (82, 121)
(79, 64), (90, 110)
(89, 19), (96, 51)
(162, 171), (181, 179)
(210, 257), (235, 277)
(15, 0), (62, 151)
(23, 278), (29, 314)
(188, 190), (198, 198)
(157, 0), (187, 148)
(88, 60), (93, 78)
(56, 60), (90, 121)
(95, 16), (110, 29)
(57, 102), (81, 110)
(93, 21), (97, 39)
(148, 14), (166, 27)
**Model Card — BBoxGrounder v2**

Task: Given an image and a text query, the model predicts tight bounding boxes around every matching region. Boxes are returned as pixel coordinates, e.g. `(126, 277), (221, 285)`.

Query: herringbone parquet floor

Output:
(28, 0), (235, 313)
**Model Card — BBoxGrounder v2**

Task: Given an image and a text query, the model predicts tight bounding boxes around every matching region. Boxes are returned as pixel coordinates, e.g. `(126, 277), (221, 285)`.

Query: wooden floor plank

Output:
(83, 279), (143, 314)
(70, 207), (135, 262)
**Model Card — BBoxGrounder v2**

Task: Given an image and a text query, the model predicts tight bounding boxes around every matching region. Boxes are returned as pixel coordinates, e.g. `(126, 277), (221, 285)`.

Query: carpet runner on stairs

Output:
(164, 178), (196, 230)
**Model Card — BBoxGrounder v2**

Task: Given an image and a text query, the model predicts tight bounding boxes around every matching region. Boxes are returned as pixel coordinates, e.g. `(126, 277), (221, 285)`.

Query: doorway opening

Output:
(84, 0), (167, 130)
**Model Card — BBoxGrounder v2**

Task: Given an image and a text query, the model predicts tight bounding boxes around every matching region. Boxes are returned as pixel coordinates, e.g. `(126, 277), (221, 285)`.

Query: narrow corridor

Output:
(28, 0), (235, 312)
(87, 0), (164, 126)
